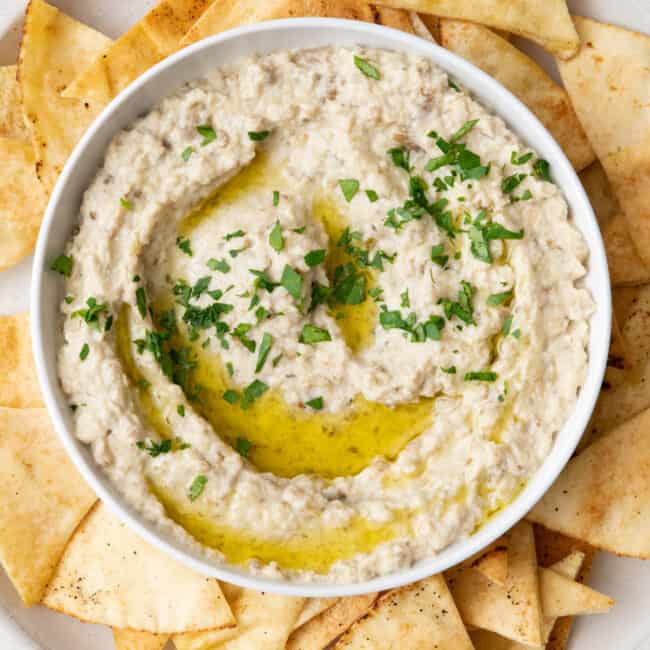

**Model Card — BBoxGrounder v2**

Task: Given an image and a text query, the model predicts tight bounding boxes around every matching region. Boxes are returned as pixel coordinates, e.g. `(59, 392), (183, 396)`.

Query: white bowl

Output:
(31, 18), (611, 598)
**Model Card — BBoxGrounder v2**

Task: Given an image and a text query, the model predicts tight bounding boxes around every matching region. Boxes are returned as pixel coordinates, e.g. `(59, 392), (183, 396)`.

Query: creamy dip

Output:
(56, 46), (593, 582)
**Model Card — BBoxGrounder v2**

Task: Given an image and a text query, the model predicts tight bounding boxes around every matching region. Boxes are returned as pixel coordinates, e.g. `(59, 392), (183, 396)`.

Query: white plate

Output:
(1, 1), (649, 647)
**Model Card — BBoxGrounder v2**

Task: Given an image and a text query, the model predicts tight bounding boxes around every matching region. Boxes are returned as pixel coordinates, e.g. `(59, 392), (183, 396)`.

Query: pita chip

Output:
(471, 546), (508, 586)
(293, 598), (339, 631)
(603, 213), (650, 287)
(333, 575), (473, 650)
(579, 161), (620, 230)
(0, 66), (29, 141)
(286, 593), (377, 650)
(558, 17), (650, 266)
(0, 313), (43, 407)
(371, 0), (579, 58)
(539, 566), (613, 618)
(0, 137), (48, 271)
(43, 502), (235, 633)
(447, 521), (542, 646)
(61, 0), (212, 115)
(174, 583), (303, 650)
(529, 406), (650, 558)
(19, 0), (112, 191)
(0, 407), (96, 606)
(439, 19), (594, 171)
(372, 6), (414, 33)
(112, 629), (170, 650)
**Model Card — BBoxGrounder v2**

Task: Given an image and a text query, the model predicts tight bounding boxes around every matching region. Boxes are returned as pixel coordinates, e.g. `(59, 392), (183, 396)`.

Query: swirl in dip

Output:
(57, 47), (593, 583)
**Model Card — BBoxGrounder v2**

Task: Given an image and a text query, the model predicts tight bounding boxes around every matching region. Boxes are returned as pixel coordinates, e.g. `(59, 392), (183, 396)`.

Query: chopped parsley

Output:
(189, 474), (207, 501)
(273, 190), (280, 206)
(223, 389), (240, 404)
(487, 289), (513, 306)
(511, 151), (533, 165)
(224, 229), (245, 241)
(181, 146), (194, 162)
(306, 396), (324, 410)
(241, 379), (268, 409)
(305, 249), (326, 267)
(120, 197), (133, 210)
(176, 236), (192, 256)
(72, 297), (108, 329)
(191, 276), (211, 298)
(177, 404), (185, 417)
(79, 343), (89, 361)
(269, 221), (284, 252)
(501, 173), (527, 194)
(248, 130), (270, 141)
(207, 258), (230, 273)
(228, 247), (246, 258)
(441, 365), (457, 374)
(293, 226), (306, 234)
(400, 290), (410, 308)
(464, 371), (498, 382)
(440, 281), (476, 325)
(136, 287), (147, 319)
(354, 55), (380, 80)
(387, 147), (411, 172)
(50, 254), (73, 277)
(236, 437), (252, 457)
(232, 323), (256, 353)
(196, 124), (216, 146)
(339, 178), (360, 202)
(469, 213), (524, 264)
(425, 127), (490, 180)
(281, 265), (303, 300)
(502, 315), (513, 336)
(226, 362), (234, 376)
(512, 328), (522, 339)
(299, 324), (331, 344)
(136, 438), (172, 457)
(533, 159), (552, 182)
(365, 189), (379, 202)
(104, 314), (114, 332)
(450, 119), (479, 143)
(430, 243), (449, 267)
(379, 307), (445, 342)
(255, 332), (273, 373)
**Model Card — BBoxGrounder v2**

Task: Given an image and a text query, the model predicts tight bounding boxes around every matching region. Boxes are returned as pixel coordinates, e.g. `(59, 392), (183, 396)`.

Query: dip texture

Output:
(57, 47), (593, 582)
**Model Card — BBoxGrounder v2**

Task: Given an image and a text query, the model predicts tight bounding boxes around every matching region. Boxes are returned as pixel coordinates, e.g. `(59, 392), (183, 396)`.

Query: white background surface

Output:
(1, 1), (649, 648)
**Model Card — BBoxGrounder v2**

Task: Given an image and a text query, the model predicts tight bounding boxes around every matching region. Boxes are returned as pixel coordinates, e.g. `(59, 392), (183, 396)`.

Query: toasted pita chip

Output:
(604, 213), (650, 287)
(529, 405), (650, 558)
(539, 567), (613, 617)
(0, 407), (96, 606)
(471, 547), (508, 586)
(579, 161), (620, 230)
(286, 593), (378, 650)
(608, 311), (628, 372)
(112, 629), (170, 650)
(438, 19), (594, 171)
(447, 521), (542, 645)
(0, 313), (43, 407)
(372, 6), (414, 33)
(18, 0), (112, 191)
(293, 598), (339, 631)
(333, 574), (473, 650)
(174, 583), (303, 650)
(558, 17), (650, 266)
(372, 0), (579, 58)
(0, 137), (48, 271)
(549, 550), (586, 580)
(180, 0), (386, 47)
(0, 66), (28, 140)
(43, 502), (235, 633)
(417, 13), (440, 42)
(61, 0), (212, 116)
(408, 12), (435, 41)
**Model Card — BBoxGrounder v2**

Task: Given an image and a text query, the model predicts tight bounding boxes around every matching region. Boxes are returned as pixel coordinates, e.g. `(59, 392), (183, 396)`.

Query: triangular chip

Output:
(539, 567), (613, 617)
(579, 161), (620, 230)
(528, 405), (650, 558)
(0, 66), (28, 140)
(365, 0), (579, 58)
(438, 19), (594, 171)
(293, 597), (339, 631)
(471, 546), (508, 586)
(334, 574), (473, 650)
(0, 313), (43, 407)
(0, 136), (48, 271)
(409, 12), (436, 42)
(18, 0), (112, 191)
(417, 13), (440, 42)
(174, 583), (303, 650)
(603, 213), (650, 287)
(447, 521), (542, 645)
(179, 0), (395, 47)
(549, 550), (586, 581)
(61, 0), (212, 116)
(43, 502), (235, 633)
(0, 407), (96, 606)
(558, 17), (650, 266)
(372, 6), (414, 33)
(286, 593), (377, 650)
(112, 629), (170, 650)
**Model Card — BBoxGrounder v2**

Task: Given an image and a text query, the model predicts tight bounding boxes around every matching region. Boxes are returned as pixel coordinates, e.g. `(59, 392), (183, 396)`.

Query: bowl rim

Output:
(31, 17), (611, 598)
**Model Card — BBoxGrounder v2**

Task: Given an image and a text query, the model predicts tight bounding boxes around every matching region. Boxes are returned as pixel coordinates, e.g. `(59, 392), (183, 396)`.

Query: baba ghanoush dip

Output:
(55, 47), (594, 583)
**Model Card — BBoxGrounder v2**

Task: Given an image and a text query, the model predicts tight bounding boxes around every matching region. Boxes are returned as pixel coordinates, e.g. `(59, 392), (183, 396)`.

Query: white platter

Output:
(1, 1), (649, 648)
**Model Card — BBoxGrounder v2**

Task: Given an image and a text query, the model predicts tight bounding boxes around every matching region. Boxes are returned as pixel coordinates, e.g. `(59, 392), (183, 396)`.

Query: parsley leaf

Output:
(135, 287), (147, 319)
(176, 236), (193, 256)
(366, 189), (379, 202)
(120, 197), (133, 210)
(339, 178), (360, 202)
(136, 438), (172, 457)
(269, 221), (284, 252)
(354, 55), (380, 80)
(197, 125), (216, 146)
(281, 265), (303, 300)
(181, 146), (194, 162)
(224, 229), (245, 241)
(464, 371), (498, 382)
(450, 119), (479, 143)
(511, 151), (533, 165)
(430, 243), (449, 267)
(192, 276), (211, 298)
(299, 324), (331, 344)
(223, 389), (240, 404)
(501, 173), (527, 194)
(241, 379), (268, 409)
(189, 474), (207, 501)
(50, 254), (73, 277)
(72, 297), (108, 329)
(502, 315), (513, 336)
(441, 365), (456, 374)
(255, 332), (273, 373)
(387, 147), (411, 172)
(440, 281), (476, 325)
(248, 130), (270, 141)
(232, 323), (256, 353)
(487, 290), (513, 306)
(306, 396), (324, 410)
(305, 249), (326, 267)
(236, 437), (252, 457)
(533, 159), (552, 182)
(79, 343), (89, 361)
(273, 190), (280, 206)
(207, 258), (230, 273)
